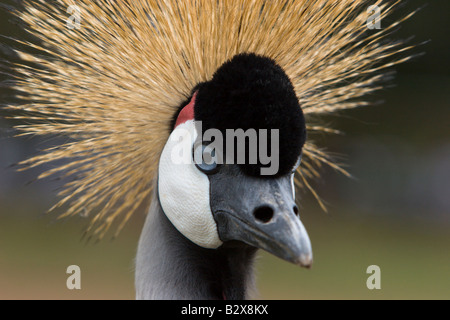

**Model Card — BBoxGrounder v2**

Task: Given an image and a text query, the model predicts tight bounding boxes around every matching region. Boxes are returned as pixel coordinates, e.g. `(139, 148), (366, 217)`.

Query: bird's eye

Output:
(193, 143), (220, 174)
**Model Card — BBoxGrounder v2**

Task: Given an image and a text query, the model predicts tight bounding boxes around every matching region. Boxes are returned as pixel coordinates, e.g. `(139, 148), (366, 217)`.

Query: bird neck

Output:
(135, 193), (258, 300)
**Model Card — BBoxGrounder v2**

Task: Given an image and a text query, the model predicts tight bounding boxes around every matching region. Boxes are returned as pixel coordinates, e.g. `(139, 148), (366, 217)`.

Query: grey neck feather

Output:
(135, 193), (258, 300)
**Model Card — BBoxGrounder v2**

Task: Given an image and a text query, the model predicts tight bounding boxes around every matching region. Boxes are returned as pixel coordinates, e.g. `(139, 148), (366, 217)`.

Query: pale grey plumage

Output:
(136, 193), (257, 300)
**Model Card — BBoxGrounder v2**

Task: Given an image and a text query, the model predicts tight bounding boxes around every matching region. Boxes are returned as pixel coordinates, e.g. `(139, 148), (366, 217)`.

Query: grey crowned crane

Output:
(7, 0), (414, 299)
(135, 54), (312, 299)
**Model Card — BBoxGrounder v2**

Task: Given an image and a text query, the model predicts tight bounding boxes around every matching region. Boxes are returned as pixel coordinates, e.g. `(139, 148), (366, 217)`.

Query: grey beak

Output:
(209, 164), (313, 268)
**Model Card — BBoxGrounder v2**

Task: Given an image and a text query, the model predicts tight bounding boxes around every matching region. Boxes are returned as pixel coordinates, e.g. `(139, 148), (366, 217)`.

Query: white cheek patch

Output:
(291, 155), (302, 200)
(291, 173), (296, 200)
(158, 120), (222, 249)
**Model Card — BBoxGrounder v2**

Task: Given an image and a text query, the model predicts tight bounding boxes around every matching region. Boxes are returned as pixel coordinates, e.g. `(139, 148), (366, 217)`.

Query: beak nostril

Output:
(254, 206), (274, 224)
(293, 205), (299, 217)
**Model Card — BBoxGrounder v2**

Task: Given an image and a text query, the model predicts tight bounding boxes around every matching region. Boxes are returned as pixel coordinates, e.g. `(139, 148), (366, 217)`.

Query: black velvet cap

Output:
(177, 53), (307, 176)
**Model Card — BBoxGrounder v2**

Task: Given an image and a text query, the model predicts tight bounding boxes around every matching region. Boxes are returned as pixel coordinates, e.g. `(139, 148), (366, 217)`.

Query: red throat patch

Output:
(175, 92), (197, 128)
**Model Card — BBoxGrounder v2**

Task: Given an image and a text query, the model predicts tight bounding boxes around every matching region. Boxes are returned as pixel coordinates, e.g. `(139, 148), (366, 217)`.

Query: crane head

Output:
(157, 53), (312, 267)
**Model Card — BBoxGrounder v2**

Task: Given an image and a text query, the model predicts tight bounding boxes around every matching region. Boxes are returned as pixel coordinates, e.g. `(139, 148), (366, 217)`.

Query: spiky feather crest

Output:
(6, 0), (414, 238)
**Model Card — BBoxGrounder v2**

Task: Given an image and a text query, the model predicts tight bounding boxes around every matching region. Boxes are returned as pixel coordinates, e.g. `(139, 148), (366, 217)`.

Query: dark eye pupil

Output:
(194, 144), (219, 174)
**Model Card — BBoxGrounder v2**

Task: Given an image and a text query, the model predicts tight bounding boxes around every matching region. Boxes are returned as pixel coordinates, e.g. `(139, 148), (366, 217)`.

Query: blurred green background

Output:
(0, 1), (449, 299)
